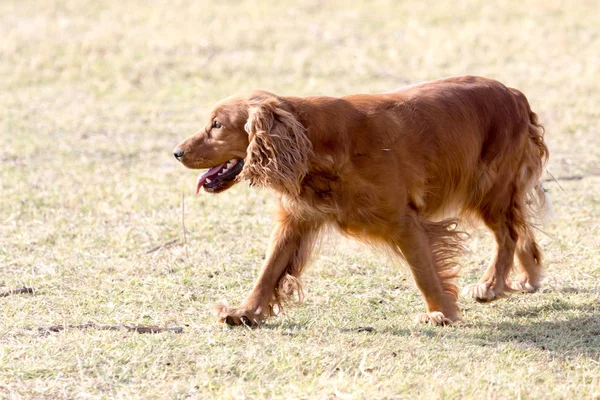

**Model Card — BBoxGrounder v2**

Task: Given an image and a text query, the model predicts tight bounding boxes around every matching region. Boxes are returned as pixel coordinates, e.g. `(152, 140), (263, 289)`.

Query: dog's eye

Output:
(212, 121), (223, 129)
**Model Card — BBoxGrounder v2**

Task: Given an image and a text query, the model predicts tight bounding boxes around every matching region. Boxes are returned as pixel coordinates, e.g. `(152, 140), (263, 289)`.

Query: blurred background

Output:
(1, 0), (599, 398)
(3, 0), (598, 277)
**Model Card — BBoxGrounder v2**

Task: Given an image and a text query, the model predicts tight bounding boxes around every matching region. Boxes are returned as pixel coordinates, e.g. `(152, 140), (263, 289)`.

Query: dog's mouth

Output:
(195, 159), (244, 194)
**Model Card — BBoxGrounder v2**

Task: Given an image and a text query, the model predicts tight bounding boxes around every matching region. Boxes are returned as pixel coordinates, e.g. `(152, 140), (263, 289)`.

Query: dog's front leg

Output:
(215, 209), (320, 326)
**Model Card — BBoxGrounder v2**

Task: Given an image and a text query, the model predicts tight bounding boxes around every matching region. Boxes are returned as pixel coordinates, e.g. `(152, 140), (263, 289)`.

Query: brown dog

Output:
(174, 76), (549, 326)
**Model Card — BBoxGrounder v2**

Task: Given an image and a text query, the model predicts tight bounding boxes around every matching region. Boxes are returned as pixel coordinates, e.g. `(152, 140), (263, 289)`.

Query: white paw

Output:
(507, 280), (540, 293)
(462, 283), (496, 302)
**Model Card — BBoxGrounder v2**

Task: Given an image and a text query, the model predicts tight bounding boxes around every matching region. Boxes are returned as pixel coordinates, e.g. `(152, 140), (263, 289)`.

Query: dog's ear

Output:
(240, 97), (312, 196)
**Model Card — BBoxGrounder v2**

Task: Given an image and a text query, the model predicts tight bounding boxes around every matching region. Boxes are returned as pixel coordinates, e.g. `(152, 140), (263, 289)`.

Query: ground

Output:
(1, 0), (599, 398)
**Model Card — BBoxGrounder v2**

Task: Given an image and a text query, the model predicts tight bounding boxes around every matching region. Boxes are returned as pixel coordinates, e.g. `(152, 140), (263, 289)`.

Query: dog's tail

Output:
(526, 109), (552, 224)
(510, 88), (552, 224)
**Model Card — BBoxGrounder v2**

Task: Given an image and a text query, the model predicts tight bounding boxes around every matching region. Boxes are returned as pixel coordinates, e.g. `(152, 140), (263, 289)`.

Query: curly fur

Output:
(241, 97), (313, 196)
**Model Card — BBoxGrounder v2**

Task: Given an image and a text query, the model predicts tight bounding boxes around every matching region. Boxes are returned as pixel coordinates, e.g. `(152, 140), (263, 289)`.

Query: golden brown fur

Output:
(174, 75), (549, 326)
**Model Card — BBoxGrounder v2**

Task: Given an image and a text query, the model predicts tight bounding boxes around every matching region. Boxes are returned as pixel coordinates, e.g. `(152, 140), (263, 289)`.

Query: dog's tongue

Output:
(195, 163), (225, 194)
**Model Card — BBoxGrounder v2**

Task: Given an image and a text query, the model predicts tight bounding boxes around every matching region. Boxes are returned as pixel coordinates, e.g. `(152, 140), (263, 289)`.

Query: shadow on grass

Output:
(255, 296), (599, 360)
(476, 317), (599, 358)
(545, 286), (600, 295)
(471, 300), (600, 359)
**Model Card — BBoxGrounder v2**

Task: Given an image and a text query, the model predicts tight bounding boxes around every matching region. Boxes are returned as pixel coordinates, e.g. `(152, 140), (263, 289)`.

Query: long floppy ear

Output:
(240, 97), (313, 196)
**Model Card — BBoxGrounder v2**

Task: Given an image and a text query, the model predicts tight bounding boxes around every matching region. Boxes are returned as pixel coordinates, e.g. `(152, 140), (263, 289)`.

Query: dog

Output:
(174, 76), (549, 326)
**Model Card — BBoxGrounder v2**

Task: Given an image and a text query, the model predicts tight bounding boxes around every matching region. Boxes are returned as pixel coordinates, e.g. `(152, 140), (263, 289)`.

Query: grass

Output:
(1, 0), (599, 398)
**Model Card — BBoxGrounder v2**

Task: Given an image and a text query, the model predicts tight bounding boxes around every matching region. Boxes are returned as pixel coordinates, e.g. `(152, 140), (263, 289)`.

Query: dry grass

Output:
(1, 0), (599, 398)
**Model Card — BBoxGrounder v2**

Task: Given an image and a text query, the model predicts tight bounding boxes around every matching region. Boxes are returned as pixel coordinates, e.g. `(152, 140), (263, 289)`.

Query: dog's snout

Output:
(173, 147), (185, 160)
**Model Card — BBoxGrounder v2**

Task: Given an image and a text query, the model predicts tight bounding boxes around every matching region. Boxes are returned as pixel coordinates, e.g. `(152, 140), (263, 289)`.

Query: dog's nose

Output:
(173, 148), (184, 160)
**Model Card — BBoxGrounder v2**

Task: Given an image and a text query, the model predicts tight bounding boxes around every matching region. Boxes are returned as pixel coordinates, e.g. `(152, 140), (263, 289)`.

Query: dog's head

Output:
(174, 91), (312, 195)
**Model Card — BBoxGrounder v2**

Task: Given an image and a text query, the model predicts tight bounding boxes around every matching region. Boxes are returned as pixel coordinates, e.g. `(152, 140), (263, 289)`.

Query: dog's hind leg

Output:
(463, 186), (522, 302)
(464, 149), (548, 302)
(462, 219), (517, 302)
(508, 225), (544, 292)
(508, 183), (549, 292)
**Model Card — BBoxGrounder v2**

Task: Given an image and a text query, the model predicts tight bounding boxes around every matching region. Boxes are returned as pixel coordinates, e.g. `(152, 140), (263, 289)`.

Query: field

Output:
(1, 0), (599, 398)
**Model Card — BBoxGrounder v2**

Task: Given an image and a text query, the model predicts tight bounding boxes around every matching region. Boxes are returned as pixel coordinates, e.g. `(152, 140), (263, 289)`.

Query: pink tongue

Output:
(195, 164), (225, 194)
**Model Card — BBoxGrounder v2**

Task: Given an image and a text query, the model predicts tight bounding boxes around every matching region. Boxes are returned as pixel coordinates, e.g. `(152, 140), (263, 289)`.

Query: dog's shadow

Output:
(475, 300), (600, 358)
(270, 297), (599, 359)
(410, 299), (598, 359)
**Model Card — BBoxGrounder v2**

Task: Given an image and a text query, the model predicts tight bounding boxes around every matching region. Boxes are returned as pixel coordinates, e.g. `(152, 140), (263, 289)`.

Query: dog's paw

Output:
(461, 283), (497, 303)
(415, 311), (453, 326)
(214, 304), (265, 327)
(507, 278), (540, 293)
